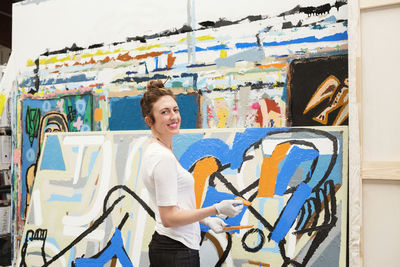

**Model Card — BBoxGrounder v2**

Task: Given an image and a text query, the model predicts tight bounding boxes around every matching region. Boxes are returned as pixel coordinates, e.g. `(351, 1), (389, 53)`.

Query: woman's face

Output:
(148, 95), (181, 137)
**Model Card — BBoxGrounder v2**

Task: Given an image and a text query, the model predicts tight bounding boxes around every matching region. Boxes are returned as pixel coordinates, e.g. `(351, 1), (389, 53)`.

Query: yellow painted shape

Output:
(220, 49), (227, 58)
(192, 157), (219, 208)
(178, 37), (187, 43)
(136, 44), (161, 51)
(217, 108), (228, 128)
(257, 142), (291, 198)
(197, 35), (215, 41)
(59, 55), (71, 62)
(0, 93), (6, 117)
(26, 59), (35, 66)
(44, 56), (58, 64)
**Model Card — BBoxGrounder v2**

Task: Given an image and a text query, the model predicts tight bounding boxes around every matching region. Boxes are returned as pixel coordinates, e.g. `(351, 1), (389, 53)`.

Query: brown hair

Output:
(140, 80), (175, 125)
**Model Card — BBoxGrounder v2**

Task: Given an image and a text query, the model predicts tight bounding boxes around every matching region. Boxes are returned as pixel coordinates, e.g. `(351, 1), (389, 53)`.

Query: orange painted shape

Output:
(235, 196), (251, 206)
(167, 53), (176, 69)
(94, 108), (103, 122)
(257, 142), (291, 198)
(257, 62), (287, 70)
(192, 157), (219, 208)
(223, 225), (254, 230)
(134, 51), (165, 60)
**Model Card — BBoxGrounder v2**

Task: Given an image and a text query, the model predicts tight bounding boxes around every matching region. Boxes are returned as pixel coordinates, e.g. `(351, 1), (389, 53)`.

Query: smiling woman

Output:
(139, 80), (244, 267)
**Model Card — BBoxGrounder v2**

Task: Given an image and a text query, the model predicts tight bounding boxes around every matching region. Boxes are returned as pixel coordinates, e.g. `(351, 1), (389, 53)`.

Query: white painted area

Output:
(62, 225), (105, 241)
(131, 189), (149, 267)
(32, 190), (42, 226)
(18, 240), (66, 267)
(361, 5), (400, 161)
(62, 135), (104, 184)
(62, 135), (104, 146)
(261, 137), (336, 155)
(123, 136), (148, 183)
(12, 0), (187, 65)
(196, 0), (341, 21)
(363, 180), (400, 267)
(62, 140), (111, 226)
(286, 221), (297, 258)
(72, 145), (84, 184)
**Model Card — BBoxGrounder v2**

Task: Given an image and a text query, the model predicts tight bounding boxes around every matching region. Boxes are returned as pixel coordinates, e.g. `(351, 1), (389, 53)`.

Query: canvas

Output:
(17, 126), (347, 266)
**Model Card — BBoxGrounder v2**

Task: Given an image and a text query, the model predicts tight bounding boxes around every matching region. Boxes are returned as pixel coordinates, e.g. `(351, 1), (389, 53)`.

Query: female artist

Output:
(140, 80), (243, 267)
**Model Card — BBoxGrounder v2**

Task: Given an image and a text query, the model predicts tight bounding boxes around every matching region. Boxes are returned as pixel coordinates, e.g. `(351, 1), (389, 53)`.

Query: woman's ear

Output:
(144, 116), (152, 128)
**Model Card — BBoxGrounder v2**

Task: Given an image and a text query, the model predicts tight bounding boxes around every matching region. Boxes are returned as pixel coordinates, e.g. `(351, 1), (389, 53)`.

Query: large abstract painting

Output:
(17, 126), (347, 266)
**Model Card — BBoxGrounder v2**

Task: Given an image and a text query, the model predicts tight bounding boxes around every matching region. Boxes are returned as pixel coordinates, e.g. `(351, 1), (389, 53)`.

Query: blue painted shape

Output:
(109, 94), (198, 130)
(109, 96), (146, 130)
(274, 146), (319, 196)
(180, 128), (284, 170)
(176, 94), (198, 129)
(270, 182), (312, 243)
(307, 155), (341, 189)
(47, 193), (82, 202)
(216, 47), (265, 68)
(40, 135), (66, 170)
(235, 32), (348, 49)
(88, 151), (99, 177)
(68, 246), (76, 266)
(180, 138), (230, 170)
(200, 186), (247, 234)
(262, 32), (348, 47)
(181, 128), (281, 169)
(173, 134), (204, 161)
(74, 228), (133, 267)
(235, 42), (259, 49)
(206, 44), (228, 51)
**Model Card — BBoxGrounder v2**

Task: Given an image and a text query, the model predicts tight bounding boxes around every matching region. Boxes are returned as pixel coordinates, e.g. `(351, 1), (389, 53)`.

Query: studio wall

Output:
(5, 0), (350, 265)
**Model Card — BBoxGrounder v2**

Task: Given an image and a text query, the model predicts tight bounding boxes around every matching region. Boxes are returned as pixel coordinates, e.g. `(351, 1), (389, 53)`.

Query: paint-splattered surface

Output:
(17, 127), (348, 266)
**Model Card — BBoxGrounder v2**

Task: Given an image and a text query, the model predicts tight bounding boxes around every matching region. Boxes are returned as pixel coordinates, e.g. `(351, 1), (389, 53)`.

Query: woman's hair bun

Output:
(146, 80), (164, 92)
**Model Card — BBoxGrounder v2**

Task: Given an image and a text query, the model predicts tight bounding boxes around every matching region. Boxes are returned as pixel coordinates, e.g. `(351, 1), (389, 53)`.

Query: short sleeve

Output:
(153, 152), (178, 206)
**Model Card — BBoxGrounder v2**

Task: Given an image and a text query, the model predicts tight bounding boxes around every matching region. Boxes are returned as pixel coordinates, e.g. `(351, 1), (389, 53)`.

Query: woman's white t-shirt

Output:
(142, 142), (201, 250)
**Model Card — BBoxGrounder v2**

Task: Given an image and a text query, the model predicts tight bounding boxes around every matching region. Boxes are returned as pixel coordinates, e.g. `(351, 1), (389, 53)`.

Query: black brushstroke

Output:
(279, 1), (346, 17)
(41, 43), (84, 57)
(215, 232), (232, 267)
(103, 185), (155, 219)
(88, 43), (104, 49)
(20, 229), (47, 267)
(242, 228), (265, 252)
(126, 24), (193, 43)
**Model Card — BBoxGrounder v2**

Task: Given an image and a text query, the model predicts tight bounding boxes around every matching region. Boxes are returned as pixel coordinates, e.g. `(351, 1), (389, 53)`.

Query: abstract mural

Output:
(17, 126), (348, 266)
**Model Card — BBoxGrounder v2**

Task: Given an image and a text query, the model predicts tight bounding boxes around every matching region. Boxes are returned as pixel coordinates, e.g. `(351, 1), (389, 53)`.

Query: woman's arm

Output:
(158, 199), (243, 227)
(158, 205), (217, 227)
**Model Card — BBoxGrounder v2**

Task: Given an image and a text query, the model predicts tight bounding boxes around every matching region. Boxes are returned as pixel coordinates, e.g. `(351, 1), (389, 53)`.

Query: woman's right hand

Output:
(213, 199), (243, 217)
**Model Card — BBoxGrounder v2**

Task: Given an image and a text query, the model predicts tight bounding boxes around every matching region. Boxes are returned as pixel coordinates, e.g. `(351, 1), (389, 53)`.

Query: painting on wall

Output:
(14, 94), (98, 236)
(17, 126), (347, 266)
(287, 55), (348, 126)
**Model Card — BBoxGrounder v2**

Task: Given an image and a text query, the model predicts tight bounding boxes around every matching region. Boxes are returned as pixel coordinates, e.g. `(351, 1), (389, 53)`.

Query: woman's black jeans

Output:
(148, 231), (200, 267)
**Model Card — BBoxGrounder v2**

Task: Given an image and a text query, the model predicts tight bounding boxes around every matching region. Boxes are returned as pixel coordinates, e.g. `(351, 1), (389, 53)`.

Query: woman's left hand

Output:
(201, 217), (227, 233)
